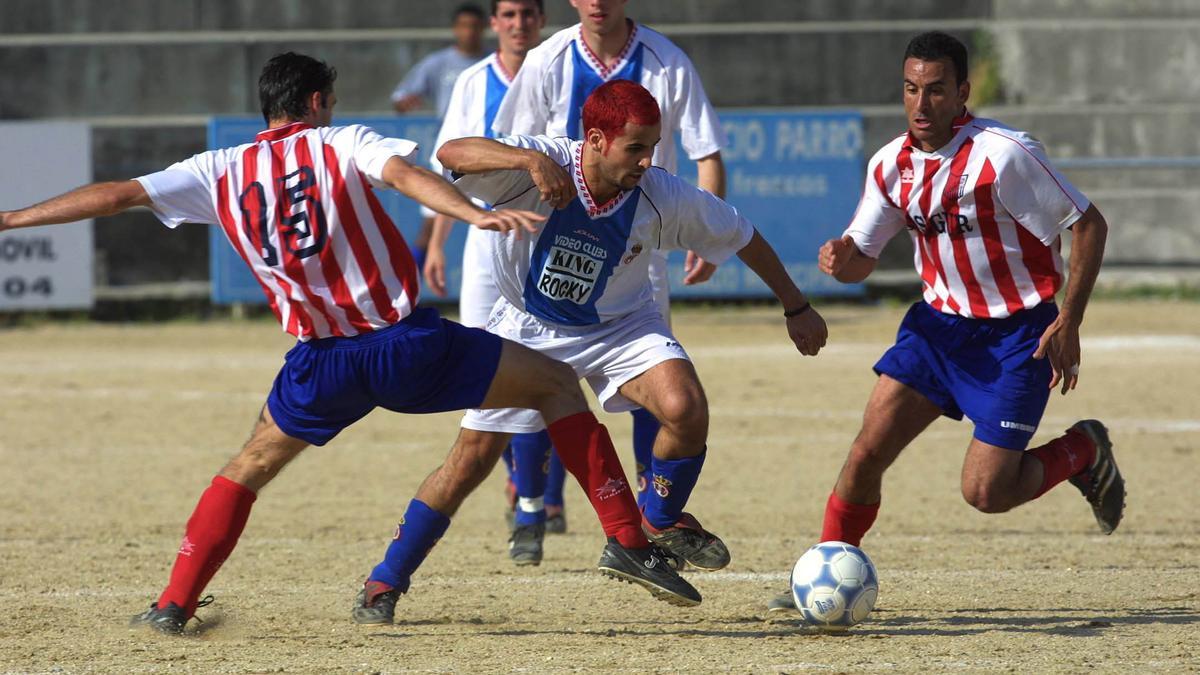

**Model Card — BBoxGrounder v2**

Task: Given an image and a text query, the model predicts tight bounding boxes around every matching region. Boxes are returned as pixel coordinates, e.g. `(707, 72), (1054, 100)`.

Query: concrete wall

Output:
(1, 0), (1196, 286)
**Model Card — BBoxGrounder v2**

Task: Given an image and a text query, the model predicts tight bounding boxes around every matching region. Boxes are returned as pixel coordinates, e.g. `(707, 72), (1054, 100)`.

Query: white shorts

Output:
(461, 300), (690, 434)
(459, 227), (502, 328)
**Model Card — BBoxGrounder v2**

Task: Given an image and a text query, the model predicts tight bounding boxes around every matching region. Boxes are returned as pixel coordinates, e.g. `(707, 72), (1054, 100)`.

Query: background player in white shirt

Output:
(432, 81), (828, 581)
(766, 32), (1125, 612)
(0, 52), (700, 632)
(392, 4), (487, 278)
(421, 0), (553, 566)
(490, 0), (728, 536)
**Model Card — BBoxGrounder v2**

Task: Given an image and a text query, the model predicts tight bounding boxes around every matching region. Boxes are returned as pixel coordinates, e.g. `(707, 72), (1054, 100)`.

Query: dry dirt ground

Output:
(2, 300), (1198, 673)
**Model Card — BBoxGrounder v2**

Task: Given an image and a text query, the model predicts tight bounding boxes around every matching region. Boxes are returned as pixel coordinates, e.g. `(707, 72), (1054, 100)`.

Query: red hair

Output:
(581, 80), (661, 142)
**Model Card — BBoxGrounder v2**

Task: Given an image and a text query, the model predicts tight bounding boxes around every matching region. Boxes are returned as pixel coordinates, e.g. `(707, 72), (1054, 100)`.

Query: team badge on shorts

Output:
(653, 474), (673, 498)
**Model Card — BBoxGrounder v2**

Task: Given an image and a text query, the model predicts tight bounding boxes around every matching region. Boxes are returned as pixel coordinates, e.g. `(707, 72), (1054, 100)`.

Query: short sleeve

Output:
(648, 169), (753, 263)
(339, 125), (420, 188)
(992, 133), (1090, 245)
(843, 155), (907, 259)
(134, 152), (222, 228)
(492, 50), (550, 136)
(671, 55), (725, 160)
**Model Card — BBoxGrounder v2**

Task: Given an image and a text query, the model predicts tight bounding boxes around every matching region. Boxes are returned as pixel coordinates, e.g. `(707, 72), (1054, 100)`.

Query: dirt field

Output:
(2, 300), (1197, 673)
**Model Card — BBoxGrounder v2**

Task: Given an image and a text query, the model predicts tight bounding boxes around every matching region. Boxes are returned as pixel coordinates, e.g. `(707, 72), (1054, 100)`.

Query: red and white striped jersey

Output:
(136, 122), (421, 341)
(846, 112), (1090, 319)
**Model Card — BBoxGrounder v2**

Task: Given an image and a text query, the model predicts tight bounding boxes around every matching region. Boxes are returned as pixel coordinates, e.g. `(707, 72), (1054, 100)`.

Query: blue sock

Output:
(368, 499), (450, 593)
(545, 448), (566, 509)
(630, 408), (660, 508)
(502, 444), (516, 482)
(510, 431), (551, 526)
(642, 448), (707, 529)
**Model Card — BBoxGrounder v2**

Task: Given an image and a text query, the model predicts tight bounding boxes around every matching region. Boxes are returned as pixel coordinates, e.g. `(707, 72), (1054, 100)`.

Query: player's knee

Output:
(845, 441), (889, 477)
(654, 386), (708, 438)
(961, 482), (1016, 514)
(533, 358), (579, 398)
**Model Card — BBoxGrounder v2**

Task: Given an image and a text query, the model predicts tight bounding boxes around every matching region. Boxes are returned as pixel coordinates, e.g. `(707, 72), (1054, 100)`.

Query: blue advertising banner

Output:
(208, 110), (863, 304)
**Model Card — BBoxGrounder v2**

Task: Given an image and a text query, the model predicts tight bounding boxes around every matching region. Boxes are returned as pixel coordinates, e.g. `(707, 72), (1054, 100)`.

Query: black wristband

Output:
(783, 302), (811, 318)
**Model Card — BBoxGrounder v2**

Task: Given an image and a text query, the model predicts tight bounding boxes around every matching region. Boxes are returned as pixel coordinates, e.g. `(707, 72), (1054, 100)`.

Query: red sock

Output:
(157, 476), (256, 616)
(820, 491), (880, 547)
(1028, 428), (1096, 499)
(546, 412), (648, 549)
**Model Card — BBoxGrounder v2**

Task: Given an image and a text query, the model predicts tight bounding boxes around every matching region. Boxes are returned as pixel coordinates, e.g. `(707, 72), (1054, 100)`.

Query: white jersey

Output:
(846, 113), (1090, 319)
(492, 22), (725, 173)
(431, 52), (518, 326)
(453, 135), (753, 326)
(136, 122), (421, 340)
(431, 52), (516, 176)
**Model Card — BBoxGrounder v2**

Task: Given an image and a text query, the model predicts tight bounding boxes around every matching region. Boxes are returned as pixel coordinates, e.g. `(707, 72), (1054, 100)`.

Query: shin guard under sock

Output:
(157, 476), (256, 617)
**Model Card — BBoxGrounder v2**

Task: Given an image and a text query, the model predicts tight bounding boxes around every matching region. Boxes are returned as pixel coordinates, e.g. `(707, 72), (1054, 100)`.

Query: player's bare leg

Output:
(963, 421), (1124, 531)
(959, 439), (1043, 513)
(769, 375), (940, 612)
(354, 341), (700, 624)
(132, 406), (308, 634)
(617, 359), (730, 570)
(832, 375), (942, 512)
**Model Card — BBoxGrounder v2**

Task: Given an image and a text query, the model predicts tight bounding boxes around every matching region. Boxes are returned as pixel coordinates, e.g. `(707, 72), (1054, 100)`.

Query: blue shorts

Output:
(874, 301), (1057, 451)
(267, 307), (503, 446)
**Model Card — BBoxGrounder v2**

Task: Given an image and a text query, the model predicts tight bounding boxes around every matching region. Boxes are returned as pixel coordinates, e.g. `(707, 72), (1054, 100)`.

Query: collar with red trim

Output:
(902, 109), (975, 150)
(575, 20), (639, 79)
(572, 141), (633, 218)
(256, 121), (313, 142)
(490, 51), (516, 85)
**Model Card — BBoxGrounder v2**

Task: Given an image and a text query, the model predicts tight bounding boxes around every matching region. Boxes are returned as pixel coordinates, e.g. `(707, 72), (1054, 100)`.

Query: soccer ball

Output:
(789, 541), (879, 629)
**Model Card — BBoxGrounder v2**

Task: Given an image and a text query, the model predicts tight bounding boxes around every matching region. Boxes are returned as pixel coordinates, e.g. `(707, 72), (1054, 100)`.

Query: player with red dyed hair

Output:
(352, 80), (827, 605)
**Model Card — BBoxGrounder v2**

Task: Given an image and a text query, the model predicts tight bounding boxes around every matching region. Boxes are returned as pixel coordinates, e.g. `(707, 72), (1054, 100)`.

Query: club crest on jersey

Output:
(538, 235), (606, 304)
(956, 173), (971, 199)
(653, 474), (673, 498)
(622, 243), (643, 265)
(900, 167), (915, 184)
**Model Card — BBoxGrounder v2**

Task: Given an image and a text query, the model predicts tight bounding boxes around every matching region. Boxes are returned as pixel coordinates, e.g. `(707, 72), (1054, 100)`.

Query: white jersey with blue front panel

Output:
(431, 52), (516, 175)
(492, 22), (724, 173)
(452, 135), (753, 326)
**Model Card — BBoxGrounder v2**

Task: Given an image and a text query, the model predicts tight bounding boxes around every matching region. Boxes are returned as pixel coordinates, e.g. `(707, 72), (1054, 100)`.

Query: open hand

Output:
(473, 209), (545, 239)
(1033, 314), (1082, 395)
(423, 246), (448, 297)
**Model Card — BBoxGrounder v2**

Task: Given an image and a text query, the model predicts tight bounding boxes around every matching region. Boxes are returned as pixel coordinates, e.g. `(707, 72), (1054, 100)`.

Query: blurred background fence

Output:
(2, 0), (1197, 308)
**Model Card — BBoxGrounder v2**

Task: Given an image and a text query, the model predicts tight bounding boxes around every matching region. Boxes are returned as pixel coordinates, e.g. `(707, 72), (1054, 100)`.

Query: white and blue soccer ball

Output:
(789, 541), (879, 629)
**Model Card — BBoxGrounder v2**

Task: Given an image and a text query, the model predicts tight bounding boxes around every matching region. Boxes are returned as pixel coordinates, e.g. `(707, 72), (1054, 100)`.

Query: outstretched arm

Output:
(737, 228), (828, 356)
(437, 137), (574, 209)
(1033, 204), (1108, 394)
(0, 180), (151, 232)
(380, 156), (544, 237)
